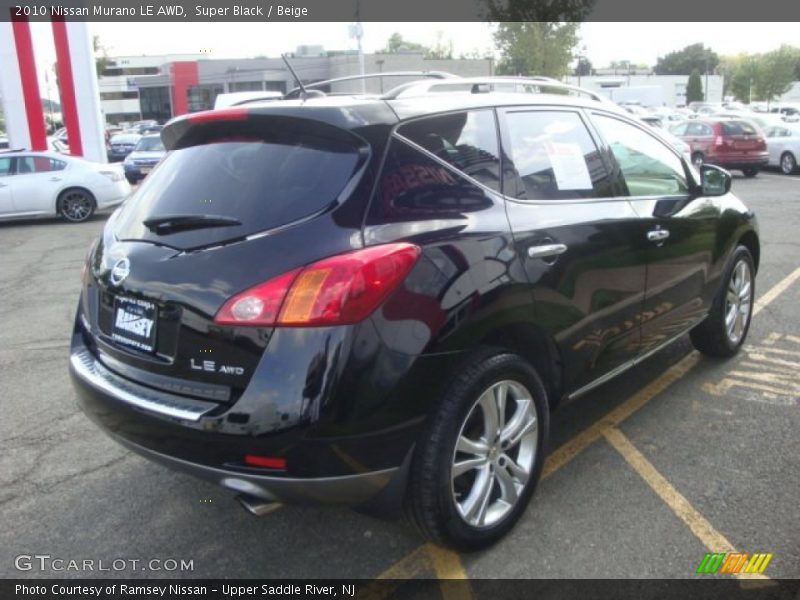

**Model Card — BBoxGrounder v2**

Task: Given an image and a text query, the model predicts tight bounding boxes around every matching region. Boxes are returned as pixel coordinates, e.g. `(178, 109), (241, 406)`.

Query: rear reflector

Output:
(215, 243), (421, 327)
(188, 107), (249, 124)
(244, 455), (287, 469)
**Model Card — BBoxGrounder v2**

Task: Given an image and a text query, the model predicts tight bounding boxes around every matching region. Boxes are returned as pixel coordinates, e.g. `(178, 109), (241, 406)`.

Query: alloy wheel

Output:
(781, 153), (796, 175)
(724, 259), (752, 344)
(61, 190), (93, 222)
(451, 380), (538, 528)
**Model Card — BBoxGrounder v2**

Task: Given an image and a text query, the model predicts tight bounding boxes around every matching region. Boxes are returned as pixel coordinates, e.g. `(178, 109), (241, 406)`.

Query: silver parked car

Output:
(763, 124), (800, 174)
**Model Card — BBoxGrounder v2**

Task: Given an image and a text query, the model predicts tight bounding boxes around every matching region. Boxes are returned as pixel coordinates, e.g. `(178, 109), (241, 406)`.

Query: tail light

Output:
(215, 243), (421, 327)
(714, 136), (724, 147)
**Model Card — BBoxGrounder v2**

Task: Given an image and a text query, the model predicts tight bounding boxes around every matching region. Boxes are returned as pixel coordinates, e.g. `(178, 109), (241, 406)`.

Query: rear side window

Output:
(502, 110), (612, 201)
(16, 156), (65, 173)
(0, 158), (12, 176)
(669, 122), (688, 136)
(721, 121), (758, 136)
(114, 129), (363, 250)
(593, 114), (688, 197)
(686, 122), (713, 136)
(136, 137), (165, 152)
(396, 110), (501, 193)
(369, 137), (495, 224)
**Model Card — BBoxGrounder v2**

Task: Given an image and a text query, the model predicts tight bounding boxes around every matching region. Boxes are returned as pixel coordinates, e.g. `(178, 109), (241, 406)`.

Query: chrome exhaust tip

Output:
(236, 494), (280, 517)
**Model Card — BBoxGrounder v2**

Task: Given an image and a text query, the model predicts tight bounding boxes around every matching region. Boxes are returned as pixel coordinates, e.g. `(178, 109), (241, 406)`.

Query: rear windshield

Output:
(721, 121), (758, 136)
(135, 137), (165, 152)
(114, 133), (362, 249)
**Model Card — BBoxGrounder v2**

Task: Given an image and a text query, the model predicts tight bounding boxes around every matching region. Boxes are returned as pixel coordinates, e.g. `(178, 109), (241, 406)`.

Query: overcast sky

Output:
(27, 21), (800, 97)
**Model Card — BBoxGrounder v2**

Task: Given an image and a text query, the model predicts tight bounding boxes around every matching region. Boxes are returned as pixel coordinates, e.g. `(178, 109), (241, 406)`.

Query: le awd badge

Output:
(190, 358), (244, 375)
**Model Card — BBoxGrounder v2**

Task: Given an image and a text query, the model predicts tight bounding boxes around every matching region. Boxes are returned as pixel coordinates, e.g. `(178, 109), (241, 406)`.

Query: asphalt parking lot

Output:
(0, 171), (798, 585)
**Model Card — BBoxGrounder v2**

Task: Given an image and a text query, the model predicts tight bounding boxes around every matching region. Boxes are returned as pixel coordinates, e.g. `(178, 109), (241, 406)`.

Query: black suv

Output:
(70, 77), (759, 550)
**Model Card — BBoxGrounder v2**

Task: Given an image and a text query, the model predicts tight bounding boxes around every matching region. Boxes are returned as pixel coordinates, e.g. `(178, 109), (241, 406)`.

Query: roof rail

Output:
(382, 76), (610, 104)
(284, 71), (459, 99)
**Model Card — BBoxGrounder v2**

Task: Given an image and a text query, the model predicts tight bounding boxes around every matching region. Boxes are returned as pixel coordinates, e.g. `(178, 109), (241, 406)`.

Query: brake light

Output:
(215, 243), (421, 327)
(244, 455), (286, 469)
(188, 107), (249, 124)
(714, 136), (724, 147)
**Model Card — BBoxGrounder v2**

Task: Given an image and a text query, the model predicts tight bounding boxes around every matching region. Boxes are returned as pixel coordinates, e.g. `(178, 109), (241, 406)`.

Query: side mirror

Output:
(699, 164), (731, 196)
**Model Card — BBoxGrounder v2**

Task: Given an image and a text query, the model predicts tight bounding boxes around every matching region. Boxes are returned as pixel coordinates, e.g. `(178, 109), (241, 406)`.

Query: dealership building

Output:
(562, 73), (725, 107)
(98, 47), (494, 123)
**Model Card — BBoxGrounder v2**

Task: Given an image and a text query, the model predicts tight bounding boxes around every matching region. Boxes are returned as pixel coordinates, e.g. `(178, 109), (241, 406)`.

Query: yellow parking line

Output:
(427, 545), (473, 599)
(542, 352), (701, 479)
(375, 265), (800, 582)
(753, 267), (800, 315)
(602, 427), (769, 581)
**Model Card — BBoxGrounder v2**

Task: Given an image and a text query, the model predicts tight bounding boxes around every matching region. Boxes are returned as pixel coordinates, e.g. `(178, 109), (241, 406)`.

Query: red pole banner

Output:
(10, 12), (47, 151)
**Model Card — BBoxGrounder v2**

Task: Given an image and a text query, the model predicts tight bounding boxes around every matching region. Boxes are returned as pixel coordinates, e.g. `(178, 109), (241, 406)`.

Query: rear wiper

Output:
(142, 214), (242, 235)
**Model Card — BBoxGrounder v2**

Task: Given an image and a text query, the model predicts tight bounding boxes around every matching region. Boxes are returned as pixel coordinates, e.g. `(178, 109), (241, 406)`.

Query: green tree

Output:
(381, 33), (427, 54)
(655, 43), (718, 76)
(724, 54), (760, 103)
(480, 0), (591, 78)
(754, 46), (796, 106)
(93, 35), (109, 76)
(686, 69), (704, 103)
(493, 22), (580, 78)
(426, 31), (453, 60)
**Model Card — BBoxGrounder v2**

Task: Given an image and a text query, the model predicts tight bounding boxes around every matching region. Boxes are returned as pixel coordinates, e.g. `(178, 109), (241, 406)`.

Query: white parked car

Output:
(0, 150), (130, 223)
(763, 124), (800, 174)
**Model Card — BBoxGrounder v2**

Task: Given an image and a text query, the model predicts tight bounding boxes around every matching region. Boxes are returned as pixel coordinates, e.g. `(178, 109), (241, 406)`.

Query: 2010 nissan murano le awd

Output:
(70, 77), (759, 550)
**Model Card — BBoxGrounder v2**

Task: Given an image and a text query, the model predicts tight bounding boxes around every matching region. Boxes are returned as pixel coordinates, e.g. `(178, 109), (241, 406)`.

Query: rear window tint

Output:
(396, 110), (502, 193)
(721, 121), (758, 136)
(369, 137), (495, 224)
(114, 133), (362, 249)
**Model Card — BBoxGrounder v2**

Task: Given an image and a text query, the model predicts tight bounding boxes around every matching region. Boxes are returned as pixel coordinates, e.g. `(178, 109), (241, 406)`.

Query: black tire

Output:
(405, 349), (549, 551)
(125, 175), (138, 185)
(742, 167), (759, 178)
(690, 245), (755, 357)
(780, 152), (797, 175)
(692, 152), (704, 169)
(57, 188), (96, 223)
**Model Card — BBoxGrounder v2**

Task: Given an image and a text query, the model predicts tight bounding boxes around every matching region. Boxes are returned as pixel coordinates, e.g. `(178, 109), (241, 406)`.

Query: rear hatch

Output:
(81, 111), (371, 405)
(719, 120), (766, 154)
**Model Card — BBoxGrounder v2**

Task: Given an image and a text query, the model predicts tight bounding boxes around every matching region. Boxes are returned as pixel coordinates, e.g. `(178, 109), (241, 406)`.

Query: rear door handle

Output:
(647, 229), (670, 242)
(527, 243), (568, 259)
(49, 177), (62, 182)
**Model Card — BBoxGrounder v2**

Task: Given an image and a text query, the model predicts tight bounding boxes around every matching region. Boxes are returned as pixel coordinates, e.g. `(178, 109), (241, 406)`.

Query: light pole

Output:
(376, 59), (384, 93)
(576, 44), (587, 88)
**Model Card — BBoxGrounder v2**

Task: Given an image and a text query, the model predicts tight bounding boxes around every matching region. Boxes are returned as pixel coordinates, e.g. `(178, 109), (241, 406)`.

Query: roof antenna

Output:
(281, 53), (308, 98)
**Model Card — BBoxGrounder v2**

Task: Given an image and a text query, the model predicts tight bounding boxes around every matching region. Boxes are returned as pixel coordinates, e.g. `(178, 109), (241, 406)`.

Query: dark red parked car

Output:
(670, 118), (768, 177)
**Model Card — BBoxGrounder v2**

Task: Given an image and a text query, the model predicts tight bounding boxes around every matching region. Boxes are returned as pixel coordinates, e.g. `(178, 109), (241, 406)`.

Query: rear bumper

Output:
(123, 165), (155, 181)
(706, 156), (768, 169)
(112, 433), (399, 505)
(68, 310), (452, 508)
(95, 180), (131, 209)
